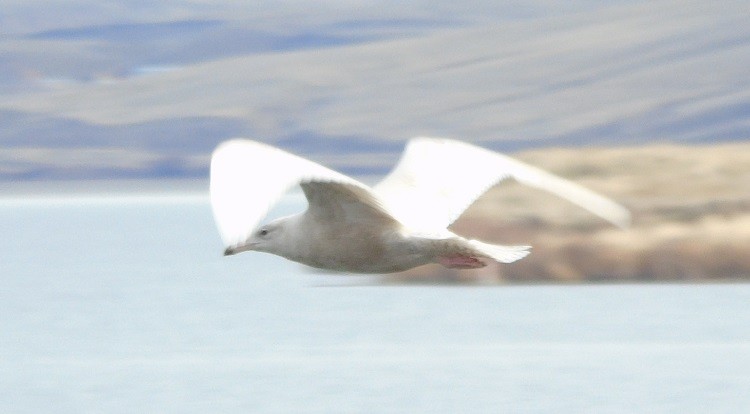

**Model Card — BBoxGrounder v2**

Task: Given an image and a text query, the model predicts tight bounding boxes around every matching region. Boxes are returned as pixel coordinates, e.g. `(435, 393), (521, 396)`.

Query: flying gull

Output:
(210, 137), (630, 273)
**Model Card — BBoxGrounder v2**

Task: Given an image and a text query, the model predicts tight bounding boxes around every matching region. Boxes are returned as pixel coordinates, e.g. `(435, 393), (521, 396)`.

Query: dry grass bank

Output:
(385, 142), (750, 284)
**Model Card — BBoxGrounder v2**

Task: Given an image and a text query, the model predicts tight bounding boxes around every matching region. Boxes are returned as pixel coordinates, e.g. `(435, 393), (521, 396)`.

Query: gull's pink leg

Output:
(437, 255), (487, 269)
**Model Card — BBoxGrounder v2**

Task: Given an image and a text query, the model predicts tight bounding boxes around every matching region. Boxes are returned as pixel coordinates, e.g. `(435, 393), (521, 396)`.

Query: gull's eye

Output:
(258, 228), (269, 237)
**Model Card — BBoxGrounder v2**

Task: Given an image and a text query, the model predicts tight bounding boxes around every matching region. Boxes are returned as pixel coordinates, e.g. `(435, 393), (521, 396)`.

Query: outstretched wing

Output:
(373, 137), (631, 231)
(210, 139), (394, 249)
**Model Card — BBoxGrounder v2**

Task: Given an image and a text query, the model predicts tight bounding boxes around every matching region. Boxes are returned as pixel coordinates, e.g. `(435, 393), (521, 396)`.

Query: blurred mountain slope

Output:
(389, 142), (750, 283)
(0, 0), (748, 179)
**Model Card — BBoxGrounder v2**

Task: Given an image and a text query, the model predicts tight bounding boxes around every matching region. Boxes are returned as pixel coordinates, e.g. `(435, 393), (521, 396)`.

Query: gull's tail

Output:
(468, 240), (531, 264)
(431, 236), (531, 269)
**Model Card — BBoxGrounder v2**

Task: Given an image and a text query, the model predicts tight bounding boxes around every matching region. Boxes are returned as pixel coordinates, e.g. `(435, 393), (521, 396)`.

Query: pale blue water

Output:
(1, 193), (749, 413)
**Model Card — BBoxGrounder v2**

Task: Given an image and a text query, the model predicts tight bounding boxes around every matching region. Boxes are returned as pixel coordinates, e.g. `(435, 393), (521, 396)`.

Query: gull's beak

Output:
(223, 242), (255, 256)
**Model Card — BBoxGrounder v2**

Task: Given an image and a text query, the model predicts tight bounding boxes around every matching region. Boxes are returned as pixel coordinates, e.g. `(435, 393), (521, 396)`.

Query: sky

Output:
(1, 0), (749, 180)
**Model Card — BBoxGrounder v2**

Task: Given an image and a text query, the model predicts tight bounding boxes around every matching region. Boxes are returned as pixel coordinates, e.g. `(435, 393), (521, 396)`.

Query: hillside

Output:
(385, 143), (750, 283)
(1, 0), (749, 180)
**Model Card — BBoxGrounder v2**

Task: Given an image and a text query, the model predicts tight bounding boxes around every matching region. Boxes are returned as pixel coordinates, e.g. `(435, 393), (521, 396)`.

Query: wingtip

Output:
(618, 217), (632, 230)
(612, 208), (633, 230)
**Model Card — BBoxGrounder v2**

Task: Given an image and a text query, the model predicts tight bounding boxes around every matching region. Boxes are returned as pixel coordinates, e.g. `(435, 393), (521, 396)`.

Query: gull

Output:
(210, 137), (630, 273)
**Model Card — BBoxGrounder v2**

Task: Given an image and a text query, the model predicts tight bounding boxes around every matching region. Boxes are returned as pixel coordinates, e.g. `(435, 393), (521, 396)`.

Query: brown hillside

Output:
(385, 143), (750, 284)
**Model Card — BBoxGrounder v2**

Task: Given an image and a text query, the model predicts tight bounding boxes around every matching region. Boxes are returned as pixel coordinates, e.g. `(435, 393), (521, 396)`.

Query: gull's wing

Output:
(373, 137), (631, 231)
(210, 139), (395, 249)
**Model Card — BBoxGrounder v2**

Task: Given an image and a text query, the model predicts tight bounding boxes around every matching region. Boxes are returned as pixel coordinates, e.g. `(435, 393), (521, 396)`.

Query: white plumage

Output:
(209, 137), (629, 273)
(375, 138), (630, 231)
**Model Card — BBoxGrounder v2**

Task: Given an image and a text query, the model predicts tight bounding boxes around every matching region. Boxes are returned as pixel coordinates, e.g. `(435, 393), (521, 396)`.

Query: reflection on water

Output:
(1, 193), (749, 413)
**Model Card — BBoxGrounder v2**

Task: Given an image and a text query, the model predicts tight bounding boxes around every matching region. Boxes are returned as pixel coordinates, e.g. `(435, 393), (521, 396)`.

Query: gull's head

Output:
(223, 218), (289, 256)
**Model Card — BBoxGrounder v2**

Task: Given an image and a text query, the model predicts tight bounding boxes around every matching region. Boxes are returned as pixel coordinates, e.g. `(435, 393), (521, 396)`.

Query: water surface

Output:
(1, 194), (748, 413)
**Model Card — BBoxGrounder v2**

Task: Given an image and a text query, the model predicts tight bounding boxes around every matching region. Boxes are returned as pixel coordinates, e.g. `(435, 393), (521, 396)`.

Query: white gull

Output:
(210, 137), (630, 273)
